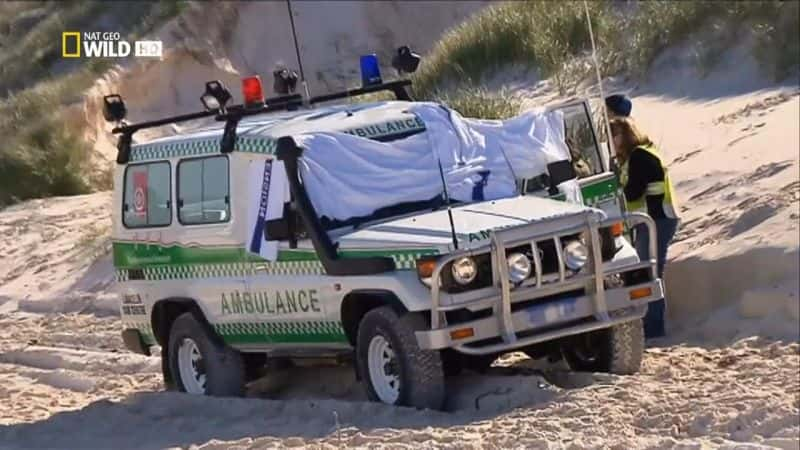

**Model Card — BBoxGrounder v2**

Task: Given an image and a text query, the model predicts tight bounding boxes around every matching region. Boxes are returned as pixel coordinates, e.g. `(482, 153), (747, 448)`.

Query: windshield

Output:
(296, 104), (572, 230)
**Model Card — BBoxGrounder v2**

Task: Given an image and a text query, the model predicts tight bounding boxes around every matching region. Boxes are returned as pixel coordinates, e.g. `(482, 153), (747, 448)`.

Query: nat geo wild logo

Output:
(62, 31), (162, 58)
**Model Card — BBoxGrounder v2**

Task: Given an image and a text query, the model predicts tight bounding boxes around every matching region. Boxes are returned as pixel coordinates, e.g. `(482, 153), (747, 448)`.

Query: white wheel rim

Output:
(177, 338), (206, 394)
(367, 334), (400, 404)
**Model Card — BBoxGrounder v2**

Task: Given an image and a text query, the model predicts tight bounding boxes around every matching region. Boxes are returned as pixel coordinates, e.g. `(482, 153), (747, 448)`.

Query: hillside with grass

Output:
(0, 1), (797, 207)
(411, 1), (798, 116)
(0, 1), (184, 206)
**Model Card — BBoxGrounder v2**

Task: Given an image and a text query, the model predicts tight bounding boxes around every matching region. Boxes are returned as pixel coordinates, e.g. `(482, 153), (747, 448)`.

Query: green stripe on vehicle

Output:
(213, 321), (348, 344)
(112, 242), (438, 280)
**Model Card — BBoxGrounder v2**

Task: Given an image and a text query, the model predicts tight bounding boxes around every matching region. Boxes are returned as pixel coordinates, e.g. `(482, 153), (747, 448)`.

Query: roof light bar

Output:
(242, 76), (265, 108)
(360, 54), (383, 87)
(201, 80), (232, 112)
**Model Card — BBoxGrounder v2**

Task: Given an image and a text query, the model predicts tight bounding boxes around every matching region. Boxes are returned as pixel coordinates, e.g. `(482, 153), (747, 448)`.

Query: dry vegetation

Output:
(0, 1), (798, 206)
(0, 1), (185, 206)
(411, 1), (799, 114)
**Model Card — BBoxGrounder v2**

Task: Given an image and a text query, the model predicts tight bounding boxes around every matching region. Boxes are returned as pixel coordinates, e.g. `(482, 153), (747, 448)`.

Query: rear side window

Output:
(123, 162), (172, 228)
(178, 156), (230, 225)
(562, 104), (603, 178)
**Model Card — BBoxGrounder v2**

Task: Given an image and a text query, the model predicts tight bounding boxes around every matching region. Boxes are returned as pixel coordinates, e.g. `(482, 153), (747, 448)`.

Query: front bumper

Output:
(416, 280), (661, 354)
(416, 211), (661, 355)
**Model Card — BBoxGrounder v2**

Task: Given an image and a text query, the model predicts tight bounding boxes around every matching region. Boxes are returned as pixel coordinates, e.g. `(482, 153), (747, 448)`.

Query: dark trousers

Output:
(633, 218), (679, 338)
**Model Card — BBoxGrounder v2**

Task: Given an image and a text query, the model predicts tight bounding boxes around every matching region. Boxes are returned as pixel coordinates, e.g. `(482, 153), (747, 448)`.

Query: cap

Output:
(605, 94), (632, 117)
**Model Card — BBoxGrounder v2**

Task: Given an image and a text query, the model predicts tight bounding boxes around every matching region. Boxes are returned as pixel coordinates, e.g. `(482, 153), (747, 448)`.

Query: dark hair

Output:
(609, 117), (652, 162)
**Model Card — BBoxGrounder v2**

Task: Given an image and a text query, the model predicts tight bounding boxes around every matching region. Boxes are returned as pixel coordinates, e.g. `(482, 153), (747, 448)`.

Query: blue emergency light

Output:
(360, 54), (382, 87)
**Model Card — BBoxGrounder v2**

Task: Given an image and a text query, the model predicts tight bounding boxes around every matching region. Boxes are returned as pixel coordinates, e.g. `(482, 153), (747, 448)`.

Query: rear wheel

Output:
(167, 312), (245, 396)
(356, 306), (445, 410)
(561, 320), (644, 375)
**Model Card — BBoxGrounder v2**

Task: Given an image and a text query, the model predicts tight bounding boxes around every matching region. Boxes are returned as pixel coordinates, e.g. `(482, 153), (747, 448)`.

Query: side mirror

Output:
(547, 160), (577, 186)
(546, 160), (577, 196)
(264, 202), (298, 243)
(265, 216), (292, 241)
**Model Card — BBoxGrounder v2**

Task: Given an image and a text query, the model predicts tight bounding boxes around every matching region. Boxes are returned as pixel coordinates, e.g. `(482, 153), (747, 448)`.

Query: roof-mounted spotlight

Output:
(201, 80), (232, 113)
(102, 94), (127, 123)
(391, 45), (421, 75)
(273, 68), (298, 95)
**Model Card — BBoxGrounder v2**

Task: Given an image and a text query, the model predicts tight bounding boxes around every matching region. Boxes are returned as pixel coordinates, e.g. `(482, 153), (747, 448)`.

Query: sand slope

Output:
(0, 24), (798, 450)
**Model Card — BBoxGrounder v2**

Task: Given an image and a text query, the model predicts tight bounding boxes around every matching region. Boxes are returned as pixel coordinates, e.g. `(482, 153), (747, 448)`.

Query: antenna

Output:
(286, 0), (311, 102)
(583, 0), (614, 172)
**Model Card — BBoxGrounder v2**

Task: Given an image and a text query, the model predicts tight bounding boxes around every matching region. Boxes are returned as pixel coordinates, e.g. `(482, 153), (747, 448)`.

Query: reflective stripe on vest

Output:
(621, 144), (679, 219)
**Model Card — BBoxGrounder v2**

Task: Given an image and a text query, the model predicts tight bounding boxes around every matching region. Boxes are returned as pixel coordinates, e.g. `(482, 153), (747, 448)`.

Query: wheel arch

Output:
(151, 297), (217, 347)
(340, 289), (409, 346)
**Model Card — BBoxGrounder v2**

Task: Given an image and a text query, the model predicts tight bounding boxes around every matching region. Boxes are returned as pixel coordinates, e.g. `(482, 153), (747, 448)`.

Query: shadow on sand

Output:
(0, 361), (610, 449)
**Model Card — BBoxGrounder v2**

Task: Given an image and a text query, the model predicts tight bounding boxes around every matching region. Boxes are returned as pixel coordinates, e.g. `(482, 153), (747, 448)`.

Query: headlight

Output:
(563, 240), (588, 271)
(506, 252), (531, 283)
(451, 257), (478, 285)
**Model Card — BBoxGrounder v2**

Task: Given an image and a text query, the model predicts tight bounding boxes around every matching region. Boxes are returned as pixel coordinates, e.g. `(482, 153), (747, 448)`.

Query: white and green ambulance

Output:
(108, 77), (662, 410)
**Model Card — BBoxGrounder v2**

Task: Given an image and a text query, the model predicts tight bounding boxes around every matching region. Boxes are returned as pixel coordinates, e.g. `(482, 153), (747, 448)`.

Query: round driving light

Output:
(451, 257), (477, 285)
(506, 253), (531, 283)
(564, 240), (589, 271)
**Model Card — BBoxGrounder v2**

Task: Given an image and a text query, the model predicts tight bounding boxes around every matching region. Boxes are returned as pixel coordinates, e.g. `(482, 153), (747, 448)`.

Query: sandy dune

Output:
(1, 24), (799, 450)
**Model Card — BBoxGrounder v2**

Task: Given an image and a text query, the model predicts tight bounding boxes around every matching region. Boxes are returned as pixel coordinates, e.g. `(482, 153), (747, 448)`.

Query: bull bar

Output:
(415, 211), (662, 354)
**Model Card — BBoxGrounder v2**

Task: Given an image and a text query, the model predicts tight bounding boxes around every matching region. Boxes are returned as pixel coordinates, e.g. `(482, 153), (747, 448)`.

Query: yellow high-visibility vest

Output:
(619, 144), (679, 219)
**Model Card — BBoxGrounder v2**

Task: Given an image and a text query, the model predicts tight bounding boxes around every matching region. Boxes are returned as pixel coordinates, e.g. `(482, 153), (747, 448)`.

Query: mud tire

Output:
(561, 320), (644, 375)
(356, 306), (446, 410)
(167, 312), (245, 396)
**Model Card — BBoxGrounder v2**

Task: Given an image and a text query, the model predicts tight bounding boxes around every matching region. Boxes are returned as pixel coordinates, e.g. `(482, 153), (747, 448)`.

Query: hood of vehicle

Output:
(335, 195), (597, 252)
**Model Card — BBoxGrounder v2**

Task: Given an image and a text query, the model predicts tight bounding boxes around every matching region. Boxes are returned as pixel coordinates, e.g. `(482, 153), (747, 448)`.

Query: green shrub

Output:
(0, 1), (187, 206)
(432, 87), (520, 120)
(413, 1), (799, 97)
(0, 81), (92, 205)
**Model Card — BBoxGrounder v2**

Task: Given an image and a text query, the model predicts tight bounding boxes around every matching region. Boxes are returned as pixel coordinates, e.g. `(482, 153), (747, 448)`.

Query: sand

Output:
(0, 9), (799, 450)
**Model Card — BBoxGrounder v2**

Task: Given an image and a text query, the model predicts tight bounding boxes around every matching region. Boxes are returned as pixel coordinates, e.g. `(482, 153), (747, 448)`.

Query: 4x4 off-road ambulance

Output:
(108, 75), (662, 410)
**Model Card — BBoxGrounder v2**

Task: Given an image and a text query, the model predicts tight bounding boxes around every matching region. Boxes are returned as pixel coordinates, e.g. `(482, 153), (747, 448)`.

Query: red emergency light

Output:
(242, 76), (265, 107)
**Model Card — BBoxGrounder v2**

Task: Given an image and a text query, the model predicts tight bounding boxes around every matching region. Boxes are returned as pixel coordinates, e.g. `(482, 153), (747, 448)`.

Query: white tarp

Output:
(293, 103), (575, 222)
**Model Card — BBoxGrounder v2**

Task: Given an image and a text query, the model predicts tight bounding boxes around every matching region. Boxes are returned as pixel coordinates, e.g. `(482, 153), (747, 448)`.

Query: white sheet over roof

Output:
(294, 103), (571, 221)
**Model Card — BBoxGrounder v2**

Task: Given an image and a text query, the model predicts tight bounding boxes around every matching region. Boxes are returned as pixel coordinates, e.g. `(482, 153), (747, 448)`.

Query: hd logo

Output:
(62, 31), (162, 58)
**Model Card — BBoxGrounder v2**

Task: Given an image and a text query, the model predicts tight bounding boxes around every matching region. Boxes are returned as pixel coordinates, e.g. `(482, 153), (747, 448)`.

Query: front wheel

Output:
(561, 320), (644, 375)
(167, 312), (245, 396)
(356, 307), (445, 410)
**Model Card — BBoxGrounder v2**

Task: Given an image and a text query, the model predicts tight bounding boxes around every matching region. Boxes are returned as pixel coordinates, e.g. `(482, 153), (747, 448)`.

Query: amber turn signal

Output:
(449, 328), (475, 340)
(629, 287), (652, 300)
(416, 259), (436, 279)
(610, 222), (624, 237)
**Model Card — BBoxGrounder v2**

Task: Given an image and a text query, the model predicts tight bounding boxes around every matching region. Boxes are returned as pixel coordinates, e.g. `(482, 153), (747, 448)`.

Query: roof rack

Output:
(107, 79), (413, 164)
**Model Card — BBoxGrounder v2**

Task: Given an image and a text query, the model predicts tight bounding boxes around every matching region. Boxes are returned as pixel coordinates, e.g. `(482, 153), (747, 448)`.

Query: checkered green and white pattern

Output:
(237, 137), (277, 154)
(388, 252), (421, 270)
(115, 250), (434, 281)
(214, 320), (347, 344)
(130, 136), (280, 162)
(130, 139), (217, 162)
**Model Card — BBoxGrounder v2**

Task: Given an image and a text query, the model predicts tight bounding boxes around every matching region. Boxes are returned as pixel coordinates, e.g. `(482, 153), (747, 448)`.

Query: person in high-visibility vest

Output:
(609, 117), (679, 339)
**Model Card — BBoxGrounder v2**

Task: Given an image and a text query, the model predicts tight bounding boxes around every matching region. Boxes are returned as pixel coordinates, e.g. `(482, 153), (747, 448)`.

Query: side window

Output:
(123, 162), (171, 228)
(562, 104), (603, 178)
(178, 156), (230, 225)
